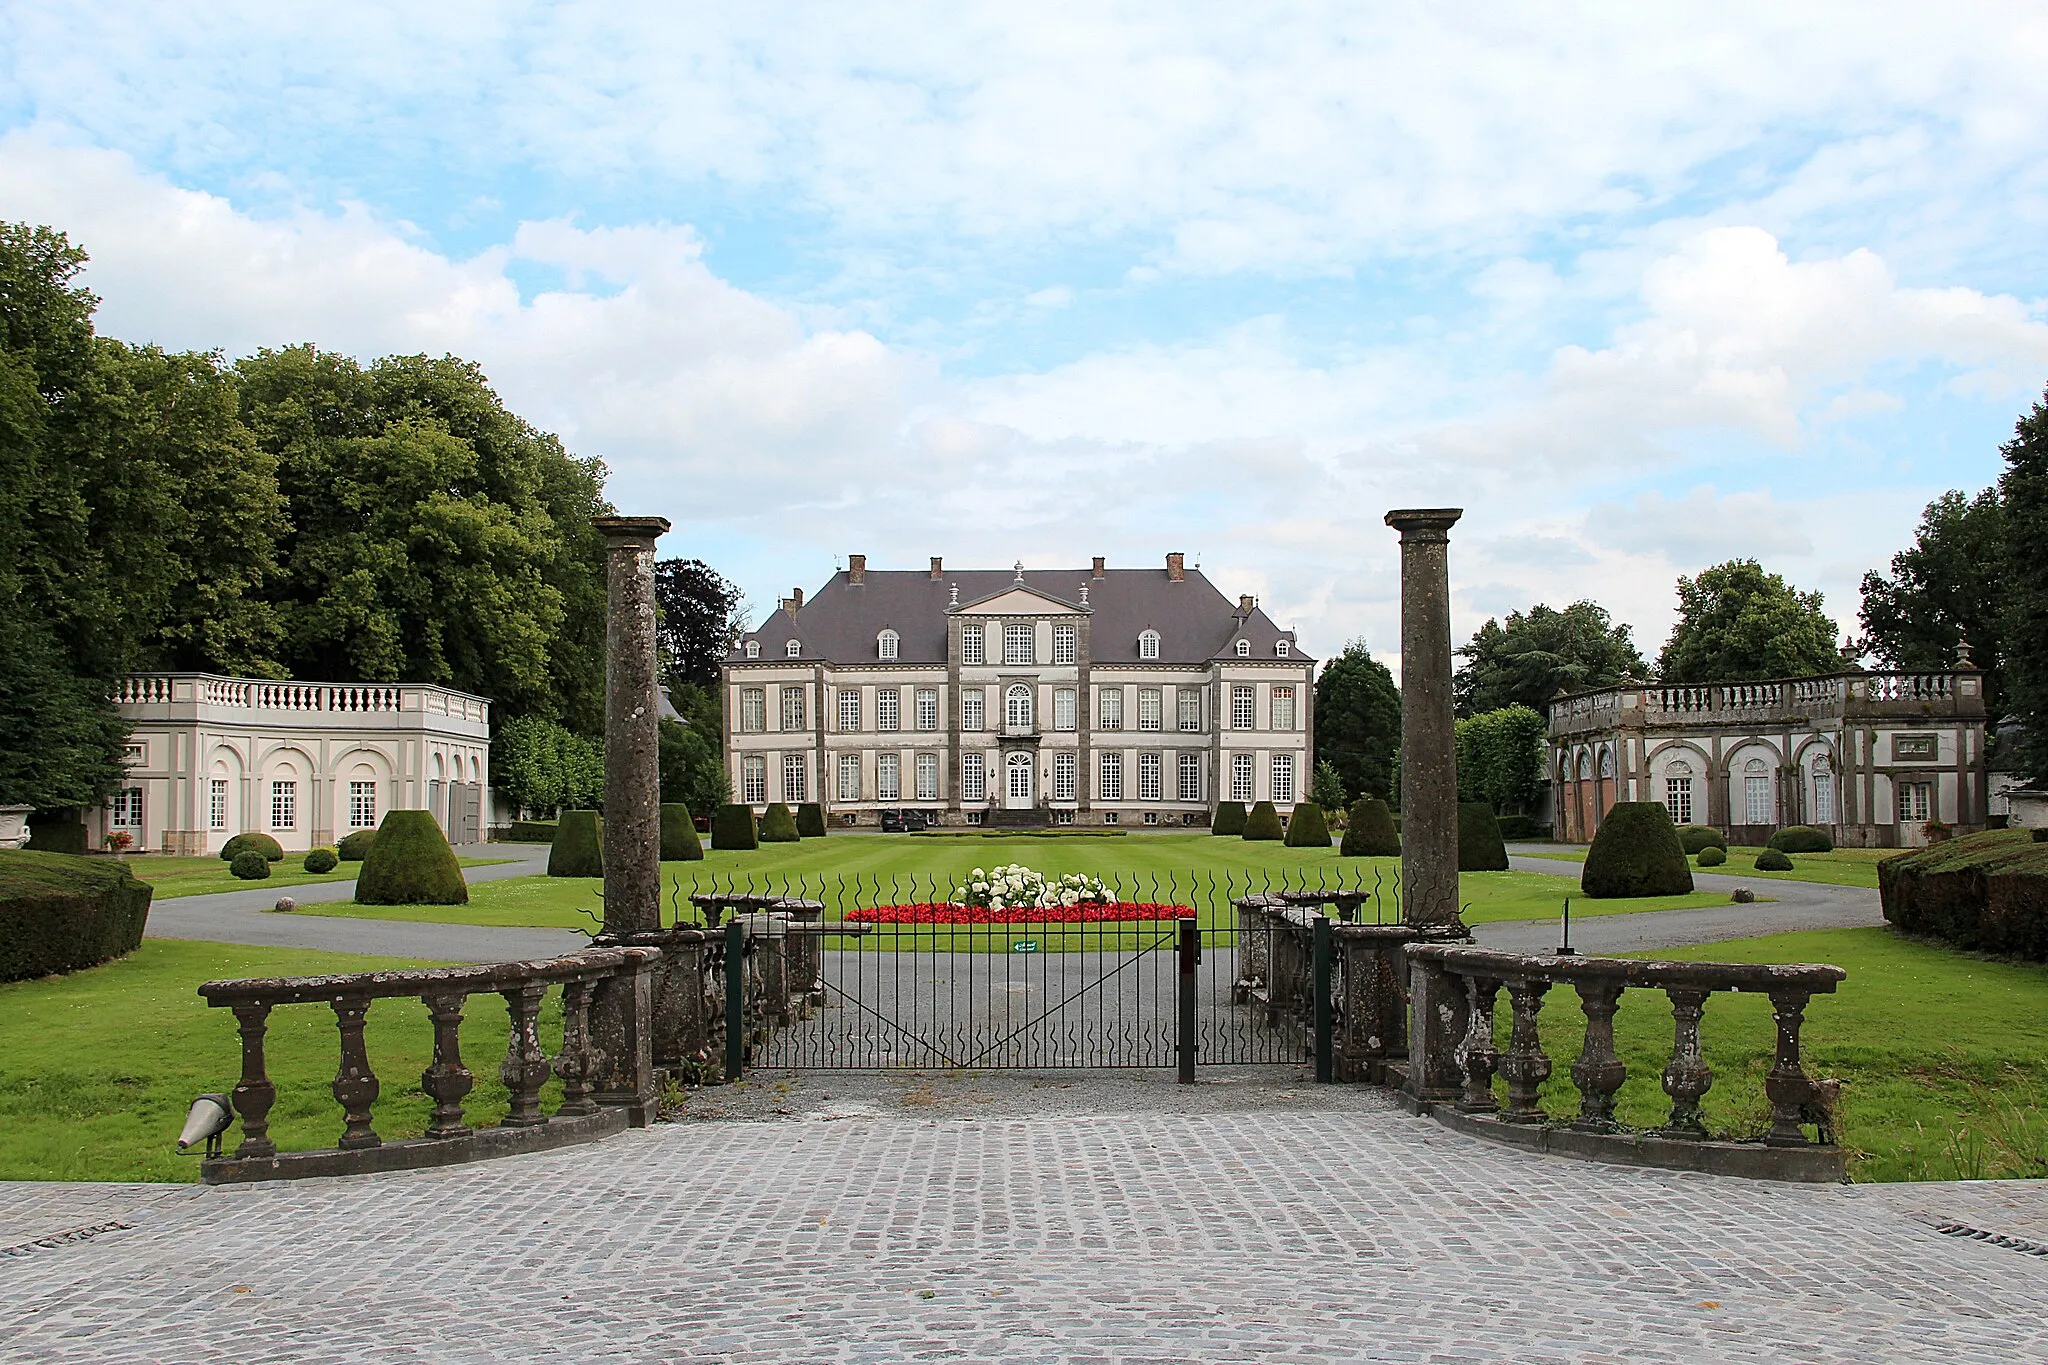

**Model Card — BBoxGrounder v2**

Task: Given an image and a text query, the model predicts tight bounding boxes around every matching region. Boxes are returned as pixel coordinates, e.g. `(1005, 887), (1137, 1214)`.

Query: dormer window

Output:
(878, 629), (899, 661)
(745, 640), (760, 659)
(1235, 639), (1250, 657)
(1275, 640), (1290, 658)
(786, 640), (801, 658)
(1138, 630), (1160, 660)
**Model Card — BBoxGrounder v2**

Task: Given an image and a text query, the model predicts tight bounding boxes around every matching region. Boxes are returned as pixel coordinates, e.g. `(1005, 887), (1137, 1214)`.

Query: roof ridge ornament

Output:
(1013, 559), (1025, 583)
(949, 584), (960, 606)
(1078, 584), (1089, 605)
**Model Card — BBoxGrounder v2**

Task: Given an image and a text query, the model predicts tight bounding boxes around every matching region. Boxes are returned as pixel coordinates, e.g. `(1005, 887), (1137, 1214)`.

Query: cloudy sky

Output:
(5, 4), (2046, 668)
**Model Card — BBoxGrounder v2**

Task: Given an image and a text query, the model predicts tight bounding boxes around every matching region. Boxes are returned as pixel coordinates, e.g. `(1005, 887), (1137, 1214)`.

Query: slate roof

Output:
(732, 567), (1312, 667)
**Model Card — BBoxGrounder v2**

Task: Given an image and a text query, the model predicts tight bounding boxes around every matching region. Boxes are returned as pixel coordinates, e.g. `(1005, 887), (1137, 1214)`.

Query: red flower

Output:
(847, 902), (1193, 924)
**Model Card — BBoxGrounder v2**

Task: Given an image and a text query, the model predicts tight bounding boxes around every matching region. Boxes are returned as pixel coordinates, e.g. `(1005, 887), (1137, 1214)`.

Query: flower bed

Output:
(848, 901), (1192, 924)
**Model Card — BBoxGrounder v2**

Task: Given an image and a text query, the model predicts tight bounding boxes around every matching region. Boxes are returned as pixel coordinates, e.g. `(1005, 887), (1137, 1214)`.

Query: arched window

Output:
(1577, 751), (1592, 780)
(785, 640), (801, 658)
(1275, 640), (1290, 657)
(1598, 749), (1615, 779)
(1235, 639), (1250, 657)
(1743, 756), (1772, 825)
(1138, 630), (1160, 660)
(1811, 755), (1835, 824)
(878, 629), (899, 661)
(745, 640), (760, 659)
(1005, 684), (1034, 733)
(1664, 759), (1694, 826)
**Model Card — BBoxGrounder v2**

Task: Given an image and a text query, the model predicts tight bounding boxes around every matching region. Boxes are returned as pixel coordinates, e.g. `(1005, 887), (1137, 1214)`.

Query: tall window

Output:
(1271, 686), (1295, 731)
(1138, 630), (1160, 660)
(877, 688), (900, 732)
(1053, 751), (1077, 801)
(1098, 688), (1124, 730)
(878, 629), (899, 661)
(915, 688), (938, 731)
(1230, 753), (1255, 803)
(1177, 689), (1201, 731)
(1138, 688), (1162, 731)
(1178, 752), (1202, 802)
(1053, 623), (1077, 664)
(1006, 684), (1034, 732)
(742, 756), (766, 804)
(740, 688), (766, 732)
(878, 753), (901, 801)
(782, 753), (807, 803)
(962, 689), (985, 732)
(839, 690), (862, 732)
(1003, 622), (1034, 665)
(963, 752), (986, 802)
(1812, 767), (1835, 824)
(1099, 751), (1124, 801)
(1054, 688), (1076, 731)
(347, 780), (376, 829)
(1231, 685), (1255, 729)
(270, 780), (297, 830)
(1664, 761), (1694, 826)
(112, 787), (144, 828)
(1271, 753), (1295, 803)
(838, 753), (861, 801)
(781, 686), (807, 731)
(1744, 757), (1771, 825)
(1138, 752), (1162, 801)
(1897, 781), (1931, 823)
(961, 624), (985, 665)
(916, 752), (938, 801)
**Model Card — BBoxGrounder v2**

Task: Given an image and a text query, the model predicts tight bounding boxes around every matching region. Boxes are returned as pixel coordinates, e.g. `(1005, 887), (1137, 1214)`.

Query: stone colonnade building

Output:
(102, 674), (492, 854)
(1548, 668), (1988, 849)
(722, 554), (1316, 827)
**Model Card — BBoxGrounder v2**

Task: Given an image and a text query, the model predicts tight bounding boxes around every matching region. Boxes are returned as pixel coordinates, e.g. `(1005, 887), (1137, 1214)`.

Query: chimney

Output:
(848, 554), (866, 585)
(1238, 594), (1256, 616)
(1166, 552), (1185, 582)
(1091, 557), (1106, 579)
(780, 586), (804, 614)
(929, 556), (944, 580)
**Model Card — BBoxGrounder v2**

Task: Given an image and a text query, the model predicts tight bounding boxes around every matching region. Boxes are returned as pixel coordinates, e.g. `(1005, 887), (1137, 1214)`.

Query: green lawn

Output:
(117, 853), (510, 899)
(1521, 844), (1889, 889)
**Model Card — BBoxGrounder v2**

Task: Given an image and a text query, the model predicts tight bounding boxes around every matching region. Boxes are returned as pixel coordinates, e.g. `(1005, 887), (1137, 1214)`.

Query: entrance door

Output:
(1005, 752), (1034, 808)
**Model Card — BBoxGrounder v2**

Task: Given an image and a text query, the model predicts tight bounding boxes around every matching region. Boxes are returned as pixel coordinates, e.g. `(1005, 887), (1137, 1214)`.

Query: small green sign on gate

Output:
(1010, 939), (1040, 954)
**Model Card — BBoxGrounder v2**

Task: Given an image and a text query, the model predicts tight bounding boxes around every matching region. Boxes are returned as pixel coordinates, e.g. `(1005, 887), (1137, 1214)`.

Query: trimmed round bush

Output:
(548, 810), (605, 878)
(1283, 802), (1331, 848)
(1340, 797), (1401, 857)
(796, 803), (827, 838)
(336, 829), (377, 862)
(1678, 825), (1727, 855)
(660, 803), (704, 862)
(1697, 845), (1727, 867)
(0, 850), (153, 982)
(1581, 801), (1694, 898)
(229, 849), (271, 880)
(304, 846), (340, 874)
(356, 810), (469, 905)
(759, 803), (800, 843)
(1212, 802), (1248, 836)
(1769, 825), (1834, 854)
(1755, 847), (1795, 872)
(1457, 803), (1510, 872)
(712, 803), (760, 851)
(220, 831), (285, 863)
(1242, 801), (1284, 841)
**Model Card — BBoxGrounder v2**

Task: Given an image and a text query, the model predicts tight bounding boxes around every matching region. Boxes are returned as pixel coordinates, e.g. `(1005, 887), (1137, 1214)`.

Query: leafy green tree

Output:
(1455, 601), (1647, 716)
(2000, 388), (2048, 784)
(659, 683), (731, 816)
(655, 559), (745, 690)
(1314, 639), (1401, 806)
(1309, 759), (1347, 811)
(489, 714), (604, 816)
(1657, 560), (1840, 683)
(1454, 705), (1548, 814)
(1859, 487), (2006, 708)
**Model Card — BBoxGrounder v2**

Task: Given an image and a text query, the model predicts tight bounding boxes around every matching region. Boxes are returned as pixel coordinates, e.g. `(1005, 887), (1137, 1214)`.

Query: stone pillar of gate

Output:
(1386, 508), (1465, 932)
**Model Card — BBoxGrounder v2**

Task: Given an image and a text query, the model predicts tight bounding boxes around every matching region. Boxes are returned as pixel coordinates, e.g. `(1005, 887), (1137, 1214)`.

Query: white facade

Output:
(102, 674), (491, 854)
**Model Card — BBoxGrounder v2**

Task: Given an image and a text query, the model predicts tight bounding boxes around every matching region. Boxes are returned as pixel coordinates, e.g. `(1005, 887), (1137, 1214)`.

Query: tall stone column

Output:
(591, 516), (670, 935)
(1385, 509), (1465, 931)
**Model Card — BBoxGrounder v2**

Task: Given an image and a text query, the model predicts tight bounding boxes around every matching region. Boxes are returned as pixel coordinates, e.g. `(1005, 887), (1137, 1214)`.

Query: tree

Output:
(1314, 640), (1401, 806)
(1657, 560), (1840, 683)
(1309, 759), (1347, 811)
(1455, 601), (1647, 716)
(1859, 487), (2006, 709)
(658, 682), (731, 817)
(1454, 705), (1548, 814)
(489, 714), (604, 817)
(2001, 387), (2048, 784)
(654, 558), (745, 690)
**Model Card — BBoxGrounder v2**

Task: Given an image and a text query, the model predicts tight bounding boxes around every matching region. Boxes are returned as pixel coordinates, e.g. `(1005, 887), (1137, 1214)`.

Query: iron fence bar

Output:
(1313, 913), (1333, 1083)
(724, 919), (744, 1081)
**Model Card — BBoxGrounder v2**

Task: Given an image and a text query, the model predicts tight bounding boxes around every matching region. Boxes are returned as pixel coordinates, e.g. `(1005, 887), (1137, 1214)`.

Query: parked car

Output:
(879, 809), (930, 833)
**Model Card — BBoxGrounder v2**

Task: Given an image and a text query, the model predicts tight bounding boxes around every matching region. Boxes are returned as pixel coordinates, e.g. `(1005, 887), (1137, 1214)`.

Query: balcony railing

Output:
(115, 673), (489, 723)
(1549, 670), (1980, 735)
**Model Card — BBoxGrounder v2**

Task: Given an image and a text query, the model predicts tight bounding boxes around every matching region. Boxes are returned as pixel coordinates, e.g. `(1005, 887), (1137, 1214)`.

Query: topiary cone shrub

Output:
(1242, 801), (1284, 841)
(548, 810), (605, 877)
(229, 850), (272, 880)
(660, 803), (703, 862)
(1697, 845), (1727, 867)
(356, 810), (469, 905)
(336, 829), (377, 862)
(1879, 828), (2048, 961)
(796, 803), (827, 838)
(1769, 825), (1834, 854)
(304, 846), (340, 874)
(759, 803), (800, 842)
(1755, 847), (1795, 872)
(220, 831), (285, 863)
(1283, 802), (1331, 848)
(712, 804), (759, 851)
(1457, 803), (1510, 871)
(1678, 825), (1727, 855)
(1340, 797), (1401, 857)
(0, 850), (153, 982)
(1580, 802), (1693, 898)
(1212, 802), (1247, 836)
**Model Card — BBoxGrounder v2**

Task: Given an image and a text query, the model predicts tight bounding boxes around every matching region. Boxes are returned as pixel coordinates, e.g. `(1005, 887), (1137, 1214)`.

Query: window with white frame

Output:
(1054, 688), (1076, 731)
(1271, 752), (1295, 803)
(1003, 622), (1034, 665)
(915, 688), (938, 731)
(839, 690), (861, 732)
(1138, 630), (1159, 660)
(963, 752), (986, 802)
(1235, 639), (1250, 657)
(1138, 688), (1162, 731)
(916, 752), (938, 801)
(1177, 752), (1202, 802)
(1812, 765), (1835, 824)
(1276, 640), (1290, 657)
(1271, 686), (1295, 731)
(838, 753), (861, 801)
(1099, 751), (1124, 801)
(741, 756), (766, 804)
(1897, 781), (1931, 823)
(1006, 684), (1034, 732)
(1053, 750), (1077, 801)
(1177, 689), (1200, 731)
(782, 753), (807, 803)
(740, 688), (766, 732)
(1098, 688), (1124, 730)
(878, 629), (898, 661)
(745, 640), (760, 658)
(878, 753), (901, 801)
(1053, 623), (1077, 664)
(347, 780), (376, 829)
(270, 780), (297, 830)
(961, 624), (985, 665)
(961, 689), (985, 732)
(1138, 752), (1162, 801)
(785, 640), (801, 658)
(113, 787), (143, 827)
(1664, 761), (1694, 826)
(877, 688), (900, 731)
(781, 686), (807, 731)
(1744, 757), (1771, 825)
(1231, 685), (1255, 729)
(1230, 753), (1254, 802)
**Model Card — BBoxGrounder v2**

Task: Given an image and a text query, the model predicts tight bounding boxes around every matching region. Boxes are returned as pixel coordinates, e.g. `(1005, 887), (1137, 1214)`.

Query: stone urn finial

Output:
(0, 805), (31, 850)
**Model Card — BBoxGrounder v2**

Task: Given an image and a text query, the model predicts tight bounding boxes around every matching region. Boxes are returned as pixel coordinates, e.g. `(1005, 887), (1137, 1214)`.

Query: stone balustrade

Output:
(1548, 669), (1981, 735)
(116, 672), (489, 724)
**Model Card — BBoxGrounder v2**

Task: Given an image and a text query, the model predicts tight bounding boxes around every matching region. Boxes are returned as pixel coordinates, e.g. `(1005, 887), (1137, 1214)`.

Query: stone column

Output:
(591, 516), (670, 935)
(1385, 509), (1464, 930)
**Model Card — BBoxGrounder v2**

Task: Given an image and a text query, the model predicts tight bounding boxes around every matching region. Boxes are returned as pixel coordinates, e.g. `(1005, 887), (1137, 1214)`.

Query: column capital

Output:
(590, 515), (672, 547)
(1384, 508), (1463, 542)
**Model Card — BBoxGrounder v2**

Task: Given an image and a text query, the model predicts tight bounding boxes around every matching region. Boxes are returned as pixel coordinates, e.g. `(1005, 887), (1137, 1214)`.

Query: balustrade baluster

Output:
(1658, 986), (1713, 1137)
(1496, 979), (1551, 1123)
(330, 994), (381, 1150)
(1568, 979), (1627, 1131)
(500, 982), (552, 1127)
(553, 978), (603, 1117)
(1456, 976), (1501, 1112)
(229, 1001), (277, 1158)
(420, 991), (474, 1139)
(1763, 989), (1818, 1146)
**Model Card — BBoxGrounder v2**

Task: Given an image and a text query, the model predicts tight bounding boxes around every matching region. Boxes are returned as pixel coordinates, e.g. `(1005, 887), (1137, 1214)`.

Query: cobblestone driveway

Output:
(5, 1071), (2044, 1363)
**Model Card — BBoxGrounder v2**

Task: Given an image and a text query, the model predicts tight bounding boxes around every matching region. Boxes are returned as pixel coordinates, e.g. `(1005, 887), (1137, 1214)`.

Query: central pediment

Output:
(951, 585), (1089, 615)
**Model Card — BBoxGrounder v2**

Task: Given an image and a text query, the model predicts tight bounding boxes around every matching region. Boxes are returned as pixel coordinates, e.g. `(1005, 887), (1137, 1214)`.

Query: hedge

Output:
(1769, 825), (1834, 854)
(548, 810), (605, 878)
(1581, 802), (1693, 898)
(337, 829), (377, 862)
(712, 804), (759, 851)
(1879, 829), (2048, 960)
(1755, 847), (1794, 871)
(221, 831), (285, 863)
(1495, 814), (1552, 842)
(1212, 802), (1248, 836)
(660, 803), (704, 862)
(0, 850), (154, 982)
(796, 803), (827, 838)
(1678, 825), (1727, 855)
(1340, 797), (1401, 857)
(1242, 801), (1284, 841)
(507, 820), (560, 843)
(760, 803), (801, 843)
(24, 818), (88, 855)
(1283, 802), (1331, 848)
(356, 810), (469, 905)
(1456, 803), (1509, 872)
